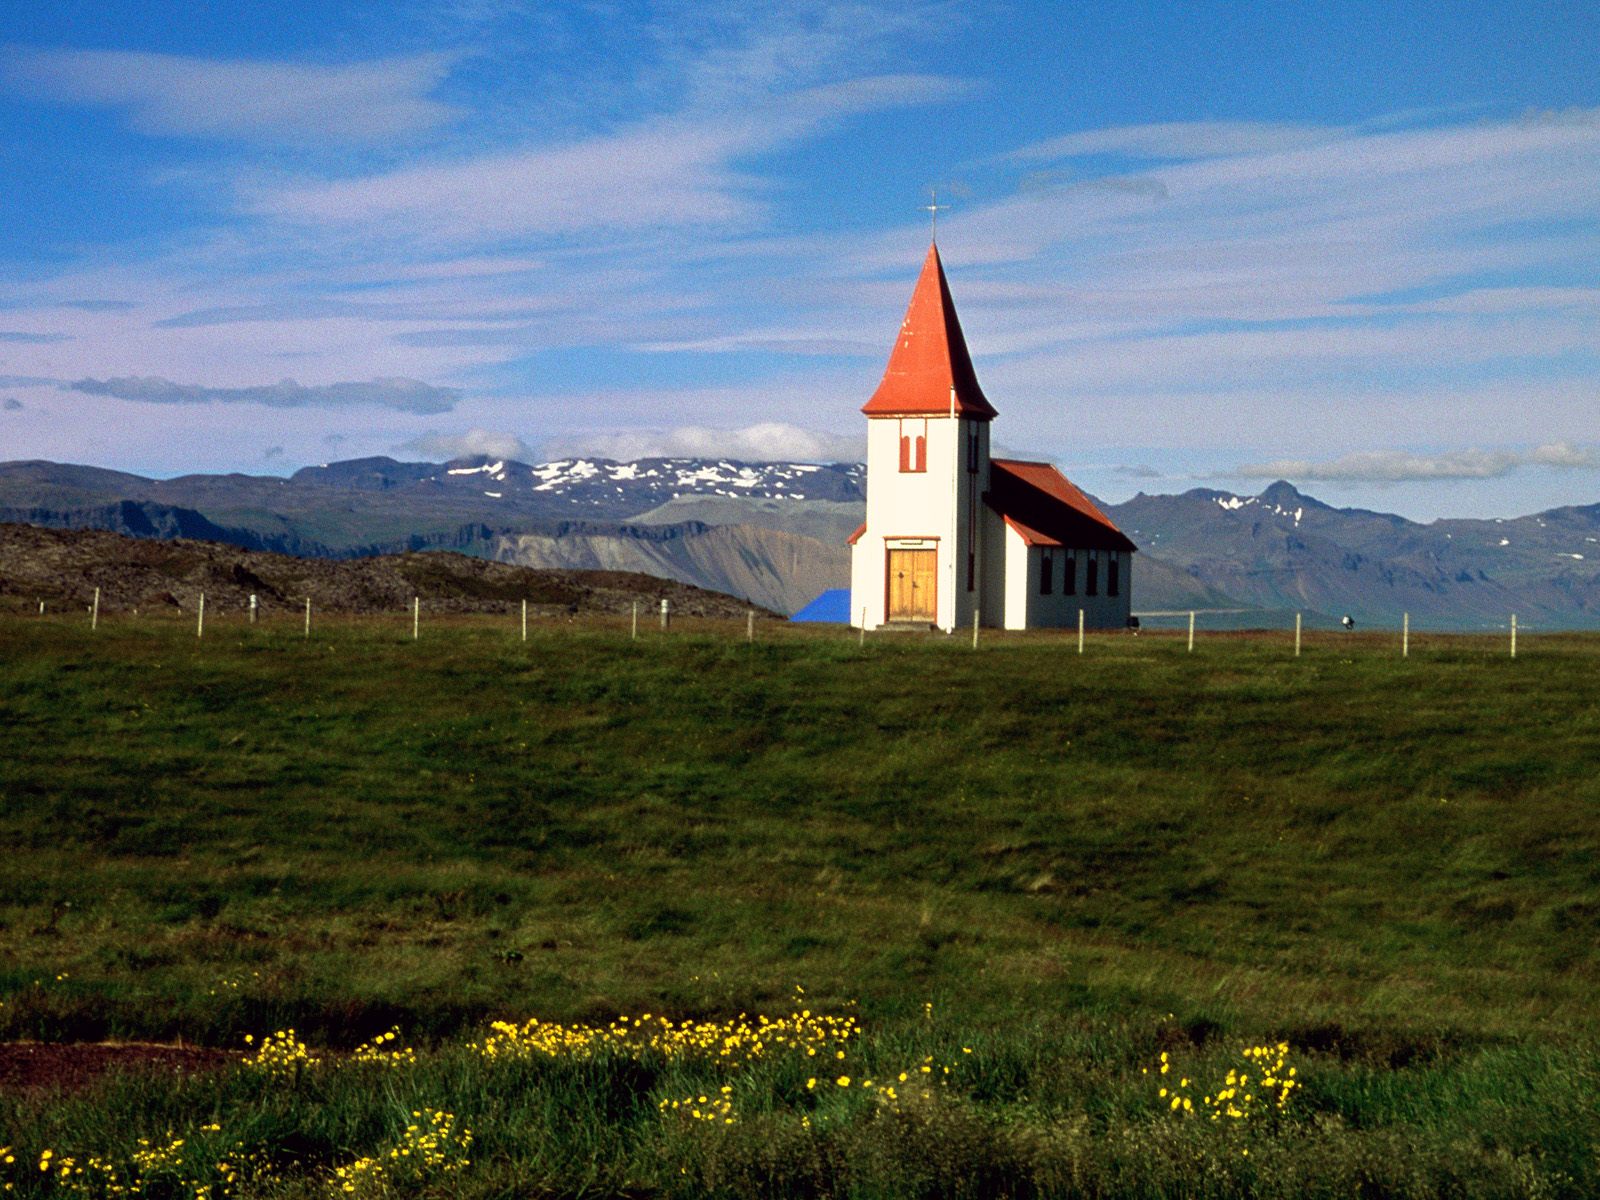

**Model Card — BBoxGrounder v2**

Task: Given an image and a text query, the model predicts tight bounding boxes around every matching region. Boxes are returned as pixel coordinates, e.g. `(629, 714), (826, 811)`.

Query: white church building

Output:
(849, 243), (1137, 632)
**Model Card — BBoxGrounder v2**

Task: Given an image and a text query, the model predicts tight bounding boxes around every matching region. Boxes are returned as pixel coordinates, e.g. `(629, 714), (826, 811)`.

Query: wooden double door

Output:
(887, 548), (937, 622)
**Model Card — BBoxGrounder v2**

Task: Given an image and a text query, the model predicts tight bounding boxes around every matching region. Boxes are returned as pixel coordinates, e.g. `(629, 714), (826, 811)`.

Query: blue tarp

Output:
(791, 588), (851, 623)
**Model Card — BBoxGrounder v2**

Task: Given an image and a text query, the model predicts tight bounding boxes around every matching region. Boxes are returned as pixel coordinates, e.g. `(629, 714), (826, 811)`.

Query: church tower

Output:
(848, 242), (1137, 633)
(849, 242), (996, 631)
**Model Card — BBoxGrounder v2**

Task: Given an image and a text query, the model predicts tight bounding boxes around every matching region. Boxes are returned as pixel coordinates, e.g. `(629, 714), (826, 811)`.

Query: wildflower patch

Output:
(1146, 1042), (1299, 1122)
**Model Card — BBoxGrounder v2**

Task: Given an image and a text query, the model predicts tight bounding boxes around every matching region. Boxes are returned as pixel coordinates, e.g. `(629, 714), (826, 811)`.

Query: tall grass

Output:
(2, 613), (1598, 1194)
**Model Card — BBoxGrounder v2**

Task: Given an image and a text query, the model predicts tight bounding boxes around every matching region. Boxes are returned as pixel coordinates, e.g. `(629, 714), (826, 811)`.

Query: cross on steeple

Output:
(923, 189), (948, 240)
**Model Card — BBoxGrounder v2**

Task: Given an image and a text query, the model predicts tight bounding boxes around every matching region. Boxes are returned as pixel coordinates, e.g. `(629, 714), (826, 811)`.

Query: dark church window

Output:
(1040, 549), (1053, 594)
(967, 427), (979, 473)
(1087, 551), (1099, 596)
(1064, 553), (1076, 595)
(1108, 554), (1120, 597)
(967, 551), (975, 591)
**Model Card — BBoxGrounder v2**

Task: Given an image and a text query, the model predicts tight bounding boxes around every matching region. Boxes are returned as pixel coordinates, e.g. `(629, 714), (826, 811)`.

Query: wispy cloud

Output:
(253, 73), (966, 239)
(542, 422), (863, 463)
(57, 299), (138, 312)
(1009, 119), (1341, 162)
(1, 48), (461, 142)
(67, 375), (461, 413)
(5, 0), (1597, 512)
(0, 331), (70, 344)
(1234, 443), (1600, 482)
(398, 428), (535, 461)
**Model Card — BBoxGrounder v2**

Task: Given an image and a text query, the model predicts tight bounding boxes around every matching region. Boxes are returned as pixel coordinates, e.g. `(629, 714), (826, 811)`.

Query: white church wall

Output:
(853, 415), (966, 629)
(1011, 547), (1135, 630)
(1002, 523), (1031, 630)
(848, 536), (876, 629)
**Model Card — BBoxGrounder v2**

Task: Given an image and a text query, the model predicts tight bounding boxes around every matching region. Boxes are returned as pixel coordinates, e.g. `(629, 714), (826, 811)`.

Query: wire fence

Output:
(9, 589), (1566, 661)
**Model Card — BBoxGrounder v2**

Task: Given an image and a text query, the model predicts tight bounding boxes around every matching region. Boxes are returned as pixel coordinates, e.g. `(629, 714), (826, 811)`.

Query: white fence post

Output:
(1510, 613), (1517, 658)
(197, 592), (205, 639)
(971, 608), (979, 649)
(1187, 610), (1195, 653)
(660, 598), (670, 631)
(631, 601), (638, 641)
(521, 599), (528, 642)
(413, 596), (419, 641)
(304, 596), (311, 639)
(747, 609), (755, 643)
(859, 607), (866, 647)
(91, 586), (99, 631)
(1077, 608), (1084, 655)
(1294, 612), (1302, 657)
(1402, 612), (1409, 658)
(249, 593), (257, 625)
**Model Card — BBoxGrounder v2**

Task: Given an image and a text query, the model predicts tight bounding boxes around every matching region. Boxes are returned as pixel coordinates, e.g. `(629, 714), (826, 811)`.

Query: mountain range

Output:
(2, 456), (1597, 629)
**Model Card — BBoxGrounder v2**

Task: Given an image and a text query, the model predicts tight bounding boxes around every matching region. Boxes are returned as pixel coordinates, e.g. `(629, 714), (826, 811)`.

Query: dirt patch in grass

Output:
(0, 1041), (237, 1094)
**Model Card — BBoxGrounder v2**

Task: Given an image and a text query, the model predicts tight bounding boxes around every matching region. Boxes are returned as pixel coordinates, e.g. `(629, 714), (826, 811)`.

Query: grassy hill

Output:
(2, 614), (1598, 1197)
(0, 522), (779, 619)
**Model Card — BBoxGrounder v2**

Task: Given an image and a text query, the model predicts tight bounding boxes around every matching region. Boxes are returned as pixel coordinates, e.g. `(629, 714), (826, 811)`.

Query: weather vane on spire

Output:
(923, 188), (948, 240)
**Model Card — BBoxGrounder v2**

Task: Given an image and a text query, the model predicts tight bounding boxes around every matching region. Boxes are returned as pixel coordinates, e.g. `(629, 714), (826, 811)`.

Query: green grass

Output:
(2, 612), (1598, 1196)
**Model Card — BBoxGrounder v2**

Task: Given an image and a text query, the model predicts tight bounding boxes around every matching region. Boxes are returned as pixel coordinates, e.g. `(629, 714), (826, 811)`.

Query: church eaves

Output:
(861, 242), (998, 421)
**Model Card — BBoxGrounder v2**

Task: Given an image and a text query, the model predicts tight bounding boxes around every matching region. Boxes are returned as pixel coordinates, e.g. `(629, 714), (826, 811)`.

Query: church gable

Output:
(985, 460), (1137, 553)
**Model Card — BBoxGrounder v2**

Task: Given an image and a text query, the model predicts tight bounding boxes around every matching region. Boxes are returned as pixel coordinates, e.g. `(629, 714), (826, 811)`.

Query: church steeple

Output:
(861, 242), (997, 420)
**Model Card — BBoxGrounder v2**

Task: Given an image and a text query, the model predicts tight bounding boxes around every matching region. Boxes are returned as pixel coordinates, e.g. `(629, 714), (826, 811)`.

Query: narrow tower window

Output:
(1108, 554), (1120, 597)
(898, 426), (927, 473)
(1086, 551), (1099, 596)
(967, 427), (979, 473)
(1064, 553), (1077, 595)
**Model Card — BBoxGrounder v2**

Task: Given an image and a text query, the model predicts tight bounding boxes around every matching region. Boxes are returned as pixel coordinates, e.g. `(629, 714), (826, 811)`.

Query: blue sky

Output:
(0, 0), (1596, 520)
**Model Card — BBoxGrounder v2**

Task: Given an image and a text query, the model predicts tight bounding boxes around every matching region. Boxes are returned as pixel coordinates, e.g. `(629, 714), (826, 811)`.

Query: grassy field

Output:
(2, 611), (1598, 1197)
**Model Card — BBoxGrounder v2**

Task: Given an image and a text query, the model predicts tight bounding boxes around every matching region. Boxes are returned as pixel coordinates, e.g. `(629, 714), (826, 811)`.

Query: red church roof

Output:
(861, 243), (998, 421)
(986, 459), (1137, 553)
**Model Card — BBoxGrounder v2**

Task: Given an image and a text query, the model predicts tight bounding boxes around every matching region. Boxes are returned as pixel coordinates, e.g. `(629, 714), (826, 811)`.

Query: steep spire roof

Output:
(862, 242), (998, 420)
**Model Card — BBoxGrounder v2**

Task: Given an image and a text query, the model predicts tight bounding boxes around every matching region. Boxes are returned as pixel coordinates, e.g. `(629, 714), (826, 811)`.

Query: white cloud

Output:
(1, 48), (460, 142)
(542, 422), (863, 463)
(68, 375), (461, 413)
(253, 73), (965, 239)
(1234, 443), (1600, 482)
(1010, 119), (1340, 162)
(1529, 442), (1600, 468)
(398, 428), (535, 461)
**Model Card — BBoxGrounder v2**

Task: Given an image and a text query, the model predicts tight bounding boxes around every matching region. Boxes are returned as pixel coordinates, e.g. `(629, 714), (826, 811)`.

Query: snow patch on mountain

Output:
(437, 456), (865, 506)
(1212, 494), (1304, 525)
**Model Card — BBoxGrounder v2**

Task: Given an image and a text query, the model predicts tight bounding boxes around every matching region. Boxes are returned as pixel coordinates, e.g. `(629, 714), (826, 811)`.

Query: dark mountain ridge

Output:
(1106, 482), (1600, 630)
(3, 458), (1597, 628)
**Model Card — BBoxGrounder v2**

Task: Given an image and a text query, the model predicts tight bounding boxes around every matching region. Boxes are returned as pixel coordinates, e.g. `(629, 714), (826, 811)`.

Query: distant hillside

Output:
(1106, 481), (1600, 630)
(0, 456), (859, 614)
(4, 457), (1599, 628)
(0, 523), (777, 620)
(492, 522), (848, 617)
